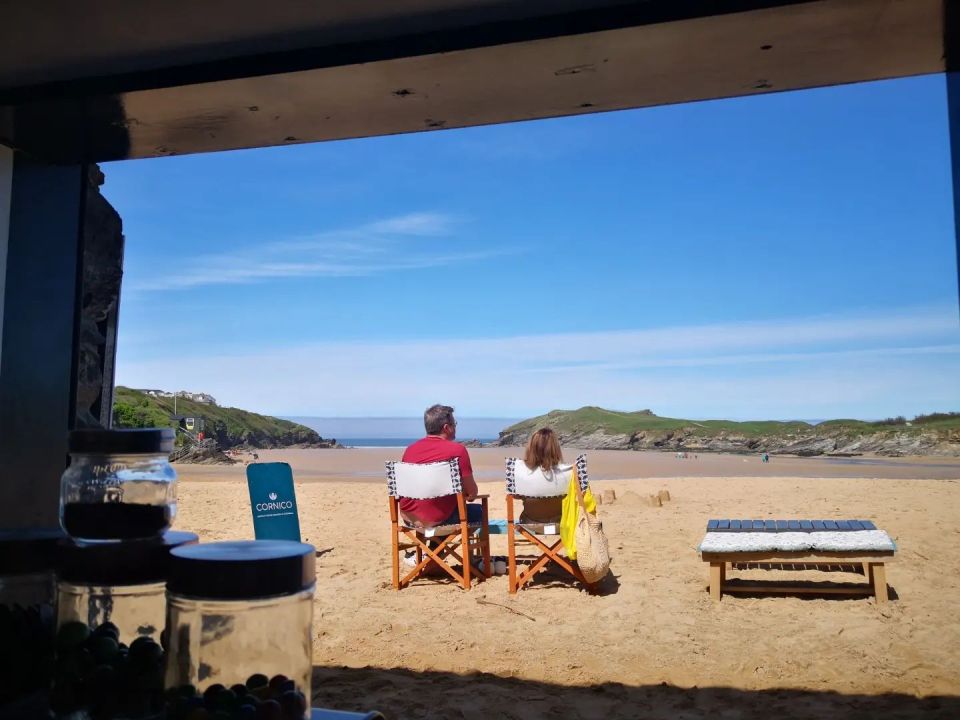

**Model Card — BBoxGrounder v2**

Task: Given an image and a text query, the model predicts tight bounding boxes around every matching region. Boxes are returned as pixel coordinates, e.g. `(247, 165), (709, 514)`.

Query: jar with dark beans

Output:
(51, 620), (166, 719)
(60, 428), (176, 542)
(165, 673), (309, 720)
(164, 542), (315, 720)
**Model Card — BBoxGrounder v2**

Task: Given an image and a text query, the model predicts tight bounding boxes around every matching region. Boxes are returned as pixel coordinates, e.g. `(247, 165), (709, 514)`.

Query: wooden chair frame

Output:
(506, 494), (595, 594)
(390, 492), (491, 590)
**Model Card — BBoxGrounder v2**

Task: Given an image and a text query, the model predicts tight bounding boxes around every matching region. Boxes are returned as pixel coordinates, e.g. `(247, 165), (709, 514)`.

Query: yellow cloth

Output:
(559, 465), (596, 560)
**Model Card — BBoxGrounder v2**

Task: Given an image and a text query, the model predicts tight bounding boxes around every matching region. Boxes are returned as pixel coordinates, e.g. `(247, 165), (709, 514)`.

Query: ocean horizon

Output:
(284, 416), (841, 445)
(334, 438), (498, 448)
(283, 416), (520, 443)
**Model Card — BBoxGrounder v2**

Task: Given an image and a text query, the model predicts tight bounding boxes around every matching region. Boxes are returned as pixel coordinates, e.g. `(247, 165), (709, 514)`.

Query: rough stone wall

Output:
(75, 164), (124, 428)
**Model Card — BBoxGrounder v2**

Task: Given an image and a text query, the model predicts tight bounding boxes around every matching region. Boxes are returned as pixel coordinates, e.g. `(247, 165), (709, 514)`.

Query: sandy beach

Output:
(174, 449), (960, 719)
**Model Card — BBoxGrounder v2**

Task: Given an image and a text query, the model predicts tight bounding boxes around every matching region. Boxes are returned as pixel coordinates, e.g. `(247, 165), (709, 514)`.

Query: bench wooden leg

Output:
(870, 562), (888, 603)
(710, 562), (723, 601)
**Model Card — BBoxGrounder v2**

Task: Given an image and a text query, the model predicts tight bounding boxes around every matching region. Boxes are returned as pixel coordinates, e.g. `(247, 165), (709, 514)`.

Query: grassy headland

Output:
(112, 387), (334, 449)
(496, 407), (960, 456)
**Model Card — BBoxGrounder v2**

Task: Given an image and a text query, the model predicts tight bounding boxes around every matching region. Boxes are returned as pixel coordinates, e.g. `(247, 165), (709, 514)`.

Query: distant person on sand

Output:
(400, 404), (480, 527)
(518, 428), (567, 524)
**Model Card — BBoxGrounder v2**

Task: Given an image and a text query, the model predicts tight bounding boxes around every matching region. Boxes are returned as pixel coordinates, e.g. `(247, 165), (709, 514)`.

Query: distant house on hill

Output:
(135, 388), (217, 405)
(139, 388), (174, 398)
(178, 391), (217, 405)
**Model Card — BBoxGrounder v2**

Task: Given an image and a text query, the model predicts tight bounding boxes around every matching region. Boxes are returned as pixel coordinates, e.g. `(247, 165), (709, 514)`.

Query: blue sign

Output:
(246, 462), (301, 541)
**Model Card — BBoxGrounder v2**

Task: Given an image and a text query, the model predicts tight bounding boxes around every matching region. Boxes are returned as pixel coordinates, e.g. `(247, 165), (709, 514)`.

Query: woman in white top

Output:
(519, 428), (566, 523)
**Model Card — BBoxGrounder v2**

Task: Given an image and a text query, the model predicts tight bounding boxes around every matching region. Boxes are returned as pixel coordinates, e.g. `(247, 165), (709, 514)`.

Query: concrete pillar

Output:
(949, 3), (960, 318)
(0, 153), (86, 528)
(949, 71), (960, 317)
(0, 146), (11, 362)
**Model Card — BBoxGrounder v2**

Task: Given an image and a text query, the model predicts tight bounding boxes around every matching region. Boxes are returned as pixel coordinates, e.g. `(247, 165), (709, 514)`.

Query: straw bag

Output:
(575, 486), (610, 583)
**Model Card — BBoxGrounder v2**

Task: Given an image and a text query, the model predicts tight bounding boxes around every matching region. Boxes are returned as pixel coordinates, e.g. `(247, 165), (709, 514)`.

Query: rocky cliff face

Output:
(494, 425), (960, 457)
(76, 165), (124, 429)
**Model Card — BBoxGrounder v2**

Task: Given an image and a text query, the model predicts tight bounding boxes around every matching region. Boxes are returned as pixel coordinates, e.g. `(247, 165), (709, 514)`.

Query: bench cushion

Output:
(699, 529), (895, 553)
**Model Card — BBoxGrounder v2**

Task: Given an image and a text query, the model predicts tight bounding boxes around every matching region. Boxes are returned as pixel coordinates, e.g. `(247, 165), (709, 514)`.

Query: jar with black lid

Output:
(0, 528), (63, 715)
(51, 531), (198, 719)
(60, 428), (176, 542)
(165, 541), (315, 720)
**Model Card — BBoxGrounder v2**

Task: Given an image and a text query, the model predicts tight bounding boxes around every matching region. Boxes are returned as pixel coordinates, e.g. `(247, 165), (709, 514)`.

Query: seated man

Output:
(400, 404), (481, 527)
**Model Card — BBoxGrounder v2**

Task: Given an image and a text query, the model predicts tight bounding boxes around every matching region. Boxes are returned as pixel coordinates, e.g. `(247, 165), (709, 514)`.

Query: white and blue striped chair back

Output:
(505, 454), (588, 497)
(386, 458), (462, 499)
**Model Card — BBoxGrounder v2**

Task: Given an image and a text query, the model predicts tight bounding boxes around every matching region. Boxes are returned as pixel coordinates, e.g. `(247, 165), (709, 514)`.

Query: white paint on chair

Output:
(509, 460), (573, 497)
(391, 459), (461, 499)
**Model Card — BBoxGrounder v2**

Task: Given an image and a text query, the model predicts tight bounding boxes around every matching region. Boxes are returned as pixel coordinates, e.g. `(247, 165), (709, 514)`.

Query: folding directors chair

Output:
(386, 458), (491, 590)
(506, 454), (596, 593)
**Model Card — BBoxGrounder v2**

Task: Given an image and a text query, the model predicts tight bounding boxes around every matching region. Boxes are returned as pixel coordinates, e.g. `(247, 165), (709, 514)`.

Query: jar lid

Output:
(68, 428), (175, 454)
(0, 527), (65, 575)
(57, 530), (198, 585)
(168, 541), (316, 600)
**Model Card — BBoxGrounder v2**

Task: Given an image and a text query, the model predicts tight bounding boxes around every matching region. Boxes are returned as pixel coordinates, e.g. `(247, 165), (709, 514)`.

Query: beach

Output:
(175, 449), (960, 719)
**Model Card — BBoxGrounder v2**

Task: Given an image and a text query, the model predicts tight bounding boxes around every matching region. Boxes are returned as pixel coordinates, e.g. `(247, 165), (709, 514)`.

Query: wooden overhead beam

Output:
(0, 0), (944, 163)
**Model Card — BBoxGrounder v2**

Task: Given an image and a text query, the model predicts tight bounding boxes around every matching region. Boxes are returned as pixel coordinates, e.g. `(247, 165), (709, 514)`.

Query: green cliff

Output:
(112, 387), (336, 449)
(495, 407), (960, 456)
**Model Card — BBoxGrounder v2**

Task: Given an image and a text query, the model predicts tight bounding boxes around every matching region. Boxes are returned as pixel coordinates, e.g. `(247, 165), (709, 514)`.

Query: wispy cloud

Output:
(129, 212), (502, 291)
(364, 212), (453, 236)
(117, 305), (960, 418)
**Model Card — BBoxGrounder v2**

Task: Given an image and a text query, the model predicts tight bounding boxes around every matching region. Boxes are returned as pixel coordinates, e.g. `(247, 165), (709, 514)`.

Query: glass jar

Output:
(51, 531), (198, 719)
(0, 529), (62, 715)
(165, 541), (316, 720)
(60, 429), (176, 542)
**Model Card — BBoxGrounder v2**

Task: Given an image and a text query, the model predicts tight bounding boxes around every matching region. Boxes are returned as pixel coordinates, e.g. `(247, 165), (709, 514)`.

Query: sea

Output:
(283, 416), (520, 448)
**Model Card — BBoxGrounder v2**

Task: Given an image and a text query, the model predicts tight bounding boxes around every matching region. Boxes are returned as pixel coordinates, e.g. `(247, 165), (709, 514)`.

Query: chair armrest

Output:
(473, 494), (490, 499)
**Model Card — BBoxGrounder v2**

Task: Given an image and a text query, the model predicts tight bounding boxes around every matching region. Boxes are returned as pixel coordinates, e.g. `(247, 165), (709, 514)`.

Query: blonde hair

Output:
(524, 428), (563, 471)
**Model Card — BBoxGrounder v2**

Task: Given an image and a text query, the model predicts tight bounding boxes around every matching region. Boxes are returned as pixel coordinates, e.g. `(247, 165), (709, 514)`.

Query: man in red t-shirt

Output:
(400, 404), (481, 527)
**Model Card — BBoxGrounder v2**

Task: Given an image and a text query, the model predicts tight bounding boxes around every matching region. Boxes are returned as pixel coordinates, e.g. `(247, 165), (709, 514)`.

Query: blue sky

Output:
(104, 74), (959, 420)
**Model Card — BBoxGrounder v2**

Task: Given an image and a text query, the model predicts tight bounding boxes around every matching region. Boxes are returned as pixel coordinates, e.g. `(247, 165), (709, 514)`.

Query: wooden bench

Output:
(699, 519), (896, 603)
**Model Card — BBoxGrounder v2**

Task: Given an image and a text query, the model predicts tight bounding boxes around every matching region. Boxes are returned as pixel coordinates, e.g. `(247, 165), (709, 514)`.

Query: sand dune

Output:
(173, 449), (960, 719)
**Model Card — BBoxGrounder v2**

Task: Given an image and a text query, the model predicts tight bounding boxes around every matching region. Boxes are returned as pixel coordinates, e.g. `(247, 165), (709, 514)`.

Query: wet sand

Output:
(173, 449), (960, 719)
(183, 447), (960, 482)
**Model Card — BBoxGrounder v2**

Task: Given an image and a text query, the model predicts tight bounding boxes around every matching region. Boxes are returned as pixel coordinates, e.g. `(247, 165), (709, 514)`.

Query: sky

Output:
(104, 73), (959, 421)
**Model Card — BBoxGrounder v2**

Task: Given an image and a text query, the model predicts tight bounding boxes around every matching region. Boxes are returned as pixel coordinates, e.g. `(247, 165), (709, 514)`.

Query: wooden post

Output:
(870, 563), (888, 603)
(480, 496), (491, 581)
(710, 562), (723, 601)
(507, 495), (517, 594)
(389, 497), (400, 590)
(458, 493), (470, 589)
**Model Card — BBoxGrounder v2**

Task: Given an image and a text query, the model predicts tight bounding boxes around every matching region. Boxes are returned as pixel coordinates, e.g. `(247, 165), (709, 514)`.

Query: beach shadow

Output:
(594, 570), (620, 595)
(717, 579), (900, 602)
(722, 562), (899, 601)
(310, 666), (957, 719)
(506, 556), (620, 596)
(314, 547), (335, 559)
